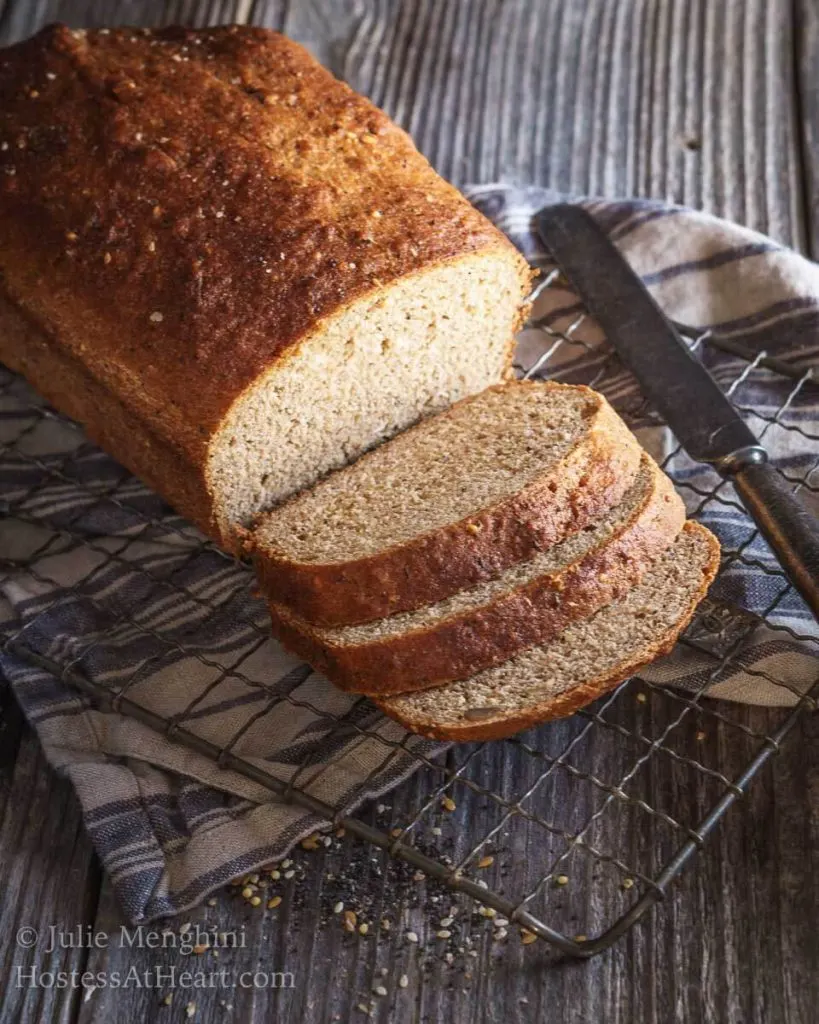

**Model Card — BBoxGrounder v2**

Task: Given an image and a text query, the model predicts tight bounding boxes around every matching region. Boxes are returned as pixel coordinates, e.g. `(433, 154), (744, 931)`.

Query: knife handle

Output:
(730, 460), (819, 617)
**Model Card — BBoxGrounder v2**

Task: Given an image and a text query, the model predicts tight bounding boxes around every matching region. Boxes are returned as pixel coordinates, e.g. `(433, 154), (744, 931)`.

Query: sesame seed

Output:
(149, 311), (164, 323)
(399, 974), (409, 988)
(406, 931), (418, 943)
(477, 855), (494, 869)
(267, 896), (282, 909)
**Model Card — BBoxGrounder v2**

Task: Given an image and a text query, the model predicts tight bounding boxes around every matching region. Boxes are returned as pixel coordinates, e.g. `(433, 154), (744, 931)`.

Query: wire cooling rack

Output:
(1, 263), (817, 958)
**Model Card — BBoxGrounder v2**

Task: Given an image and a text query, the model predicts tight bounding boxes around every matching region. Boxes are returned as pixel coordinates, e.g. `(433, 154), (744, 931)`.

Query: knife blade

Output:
(535, 203), (819, 621)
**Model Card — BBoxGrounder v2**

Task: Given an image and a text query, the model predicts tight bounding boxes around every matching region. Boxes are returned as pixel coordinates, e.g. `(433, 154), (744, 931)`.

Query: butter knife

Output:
(536, 203), (819, 620)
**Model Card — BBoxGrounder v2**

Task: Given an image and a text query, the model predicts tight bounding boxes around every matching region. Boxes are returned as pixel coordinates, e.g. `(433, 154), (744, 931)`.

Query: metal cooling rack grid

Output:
(1, 265), (817, 958)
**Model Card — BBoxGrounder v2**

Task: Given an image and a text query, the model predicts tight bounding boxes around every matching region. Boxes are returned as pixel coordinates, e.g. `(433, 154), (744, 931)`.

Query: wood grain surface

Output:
(0, 2), (817, 1023)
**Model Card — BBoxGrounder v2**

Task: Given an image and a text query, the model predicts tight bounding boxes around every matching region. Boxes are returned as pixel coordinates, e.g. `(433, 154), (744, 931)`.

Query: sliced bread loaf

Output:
(267, 455), (685, 693)
(0, 26), (531, 552)
(250, 381), (643, 626)
(375, 522), (719, 740)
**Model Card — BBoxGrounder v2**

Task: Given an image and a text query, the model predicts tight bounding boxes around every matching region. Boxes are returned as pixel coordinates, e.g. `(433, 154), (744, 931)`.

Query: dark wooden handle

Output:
(732, 461), (819, 619)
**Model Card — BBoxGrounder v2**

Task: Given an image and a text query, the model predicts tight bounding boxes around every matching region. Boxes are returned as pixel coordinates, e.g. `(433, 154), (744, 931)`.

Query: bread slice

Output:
(249, 381), (643, 626)
(267, 455), (685, 693)
(375, 522), (719, 740)
(0, 26), (531, 552)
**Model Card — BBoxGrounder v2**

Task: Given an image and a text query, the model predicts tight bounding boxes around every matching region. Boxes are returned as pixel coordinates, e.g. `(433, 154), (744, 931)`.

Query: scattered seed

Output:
(103, 251), (112, 264)
(333, 901), (344, 914)
(494, 928), (508, 941)
(556, 874), (570, 886)
(162, 993), (173, 1005)
(248, 873), (260, 884)
(636, 692), (648, 703)
(336, 827), (346, 838)
(390, 828), (402, 838)
(249, 896), (261, 907)
(192, 943), (208, 955)
(575, 934), (587, 943)
(206, 898), (217, 907)
(380, 919), (391, 931)
(284, 870), (295, 880)
(406, 931), (418, 943)
(696, 730), (706, 741)
(436, 929), (452, 939)
(345, 910), (357, 926)
(412, 871), (425, 882)
(373, 985), (387, 996)
(439, 916), (453, 928)
(622, 878), (634, 890)
(399, 974), (409, 988)
(267, 896), (282, 909)
(477, 855), (494, 869)
(521, 930), (537, 945)
(441, 796), (456, 812)
(241, 886), (254, 899)
(149, 311), (164, 323)
(359, 923), (369, 935)
(281, 859), (292, 868)
(478, 906), (496, 918)
(185, 1003), (196, 1019)
(431, 827), (442, 836)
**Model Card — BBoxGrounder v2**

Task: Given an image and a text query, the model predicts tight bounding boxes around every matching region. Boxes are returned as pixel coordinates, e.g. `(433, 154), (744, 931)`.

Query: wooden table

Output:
(0, 2), (817, 1022)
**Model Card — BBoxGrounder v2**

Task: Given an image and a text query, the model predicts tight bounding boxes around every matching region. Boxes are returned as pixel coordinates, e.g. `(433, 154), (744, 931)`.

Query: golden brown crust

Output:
(0, 287), (215, 534)
(376, 522), (721, 740)
(251, 387), (643, 625)
(266, 459), (686, 693)
(0, 24), (528, 539)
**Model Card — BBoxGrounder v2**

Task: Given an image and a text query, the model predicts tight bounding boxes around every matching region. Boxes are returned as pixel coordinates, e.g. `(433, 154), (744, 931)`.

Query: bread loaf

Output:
(266, 455), (685, 692)
(250, 381), (643, 626)
(0, 25), (531, 550)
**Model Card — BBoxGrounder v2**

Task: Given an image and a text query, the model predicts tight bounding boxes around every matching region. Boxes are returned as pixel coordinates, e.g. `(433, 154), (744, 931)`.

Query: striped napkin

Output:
(1, 187), (817, 923)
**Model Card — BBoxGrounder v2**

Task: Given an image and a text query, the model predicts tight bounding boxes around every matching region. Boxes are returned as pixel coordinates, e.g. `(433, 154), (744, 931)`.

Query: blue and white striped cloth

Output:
(0, 187), (817, 923)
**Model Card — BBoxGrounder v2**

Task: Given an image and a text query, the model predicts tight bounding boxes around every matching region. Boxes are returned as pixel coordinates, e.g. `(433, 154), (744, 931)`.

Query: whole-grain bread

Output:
(376, 522), (720, 740)
(250, 381), (643, 626)
(267, 455), (685, 692)
(0, 24), (531, 551)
